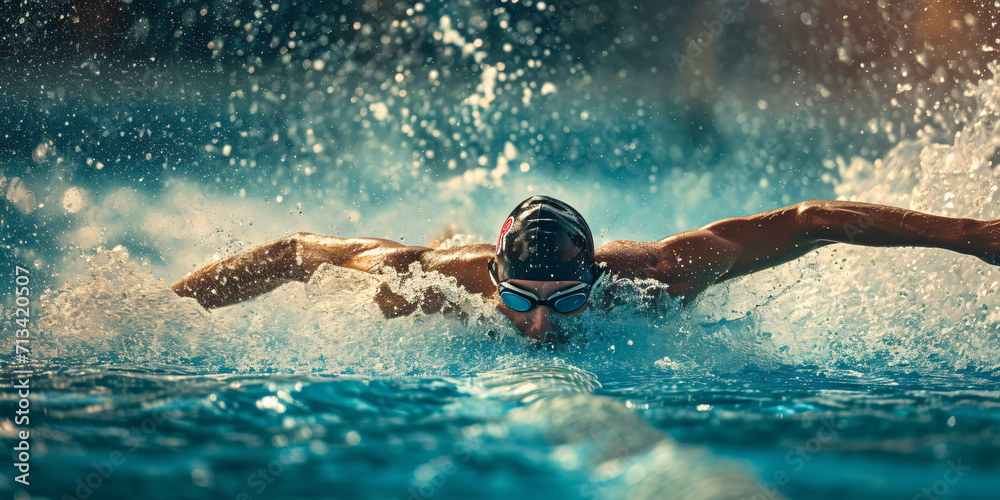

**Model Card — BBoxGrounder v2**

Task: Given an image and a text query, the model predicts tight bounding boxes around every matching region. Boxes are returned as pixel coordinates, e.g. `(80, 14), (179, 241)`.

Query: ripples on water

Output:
(3, 0), (1000, 498)
(3, 365), (998, 499)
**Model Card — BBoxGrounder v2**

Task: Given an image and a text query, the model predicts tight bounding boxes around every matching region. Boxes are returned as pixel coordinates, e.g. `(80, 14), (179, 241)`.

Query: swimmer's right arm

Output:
(171, 233), (406, 309)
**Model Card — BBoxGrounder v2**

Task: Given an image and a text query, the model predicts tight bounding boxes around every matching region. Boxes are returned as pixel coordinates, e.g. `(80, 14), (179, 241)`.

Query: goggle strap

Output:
(592, 263), (607, 288)
(488, 259), (499, 287)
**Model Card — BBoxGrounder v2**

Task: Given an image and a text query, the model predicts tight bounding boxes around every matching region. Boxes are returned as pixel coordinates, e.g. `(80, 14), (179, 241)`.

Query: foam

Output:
(33, 241), (766, 375)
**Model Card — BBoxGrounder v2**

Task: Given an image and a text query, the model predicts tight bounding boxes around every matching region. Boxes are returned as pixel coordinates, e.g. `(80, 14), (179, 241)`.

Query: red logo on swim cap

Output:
(497, 217), (514, 255)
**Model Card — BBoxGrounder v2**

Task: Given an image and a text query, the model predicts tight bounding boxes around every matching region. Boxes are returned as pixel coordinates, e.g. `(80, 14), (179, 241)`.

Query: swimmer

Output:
(172, 196), (1000, 342)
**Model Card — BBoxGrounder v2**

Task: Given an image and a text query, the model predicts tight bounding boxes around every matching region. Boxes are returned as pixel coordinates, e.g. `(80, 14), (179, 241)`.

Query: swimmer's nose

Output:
(525, 307), (558, 343)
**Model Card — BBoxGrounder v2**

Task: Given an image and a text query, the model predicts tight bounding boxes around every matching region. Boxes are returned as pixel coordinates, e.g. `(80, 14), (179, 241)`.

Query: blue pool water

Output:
(4, 365), (999, 499)
(3, 1), (1000, 498)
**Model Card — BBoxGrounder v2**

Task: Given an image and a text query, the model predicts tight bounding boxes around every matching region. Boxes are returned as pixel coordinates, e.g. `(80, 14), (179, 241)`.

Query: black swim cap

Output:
(491, 195), (598, 283)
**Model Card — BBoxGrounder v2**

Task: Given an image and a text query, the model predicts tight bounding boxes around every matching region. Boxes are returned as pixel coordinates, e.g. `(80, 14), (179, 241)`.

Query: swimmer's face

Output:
(496, 279), (588, 344)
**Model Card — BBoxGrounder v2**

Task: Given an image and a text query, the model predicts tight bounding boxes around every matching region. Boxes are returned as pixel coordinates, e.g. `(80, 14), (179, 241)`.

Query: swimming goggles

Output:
(489, 261), (606, 313)
(497, 281), (593, 313)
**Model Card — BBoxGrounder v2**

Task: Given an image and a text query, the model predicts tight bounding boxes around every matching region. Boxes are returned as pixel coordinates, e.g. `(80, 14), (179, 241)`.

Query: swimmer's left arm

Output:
(601, 200), (999, 299)
(676, 200), (1000, 286)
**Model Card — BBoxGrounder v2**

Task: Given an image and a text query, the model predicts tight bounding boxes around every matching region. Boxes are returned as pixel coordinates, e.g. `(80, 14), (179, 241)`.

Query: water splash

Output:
(34, 243), (773, 375)
(718, 64), (1000, 374)
(13, 0), (1000, 376)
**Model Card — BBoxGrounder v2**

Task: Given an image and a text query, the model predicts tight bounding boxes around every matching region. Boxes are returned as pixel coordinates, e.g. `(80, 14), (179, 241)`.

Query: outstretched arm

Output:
(598, 200), (1000, 299)
(171, 233), (411, 309)
(171, 232), (497, 310)
(707, 200), (999, 280)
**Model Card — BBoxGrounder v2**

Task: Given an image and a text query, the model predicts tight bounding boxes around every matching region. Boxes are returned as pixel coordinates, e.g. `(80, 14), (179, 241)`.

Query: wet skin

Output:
(171, 200), (1000, 342)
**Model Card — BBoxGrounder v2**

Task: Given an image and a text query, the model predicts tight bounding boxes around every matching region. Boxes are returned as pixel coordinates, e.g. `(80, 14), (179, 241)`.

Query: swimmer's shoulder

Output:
(427, 242), (495, 258)
(595, 240), (706, 298)
(595, 240), (663, 280)
(420, 243), (496, 296)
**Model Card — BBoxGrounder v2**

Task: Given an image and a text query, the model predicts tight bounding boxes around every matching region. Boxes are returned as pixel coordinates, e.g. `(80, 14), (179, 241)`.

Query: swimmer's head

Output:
(488, 196), (604, 343)
(489, 195), (601, 284)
